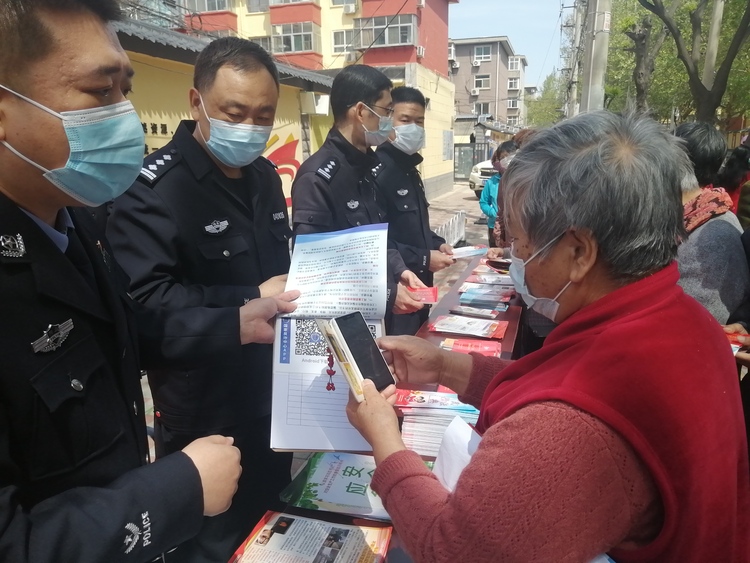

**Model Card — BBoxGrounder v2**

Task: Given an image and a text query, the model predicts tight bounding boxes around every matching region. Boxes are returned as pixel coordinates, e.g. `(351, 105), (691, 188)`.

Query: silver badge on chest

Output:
(0, 234), (26, 258)
(31, 319), (74, 353)
(346, 200), (360, 210)
(397, 188), (409, 197)
(204, 219), (230, 235)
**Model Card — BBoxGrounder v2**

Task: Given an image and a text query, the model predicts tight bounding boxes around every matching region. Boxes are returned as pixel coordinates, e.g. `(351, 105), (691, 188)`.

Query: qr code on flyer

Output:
(293, 319), (379, 357)
(294, 320), (327, 357)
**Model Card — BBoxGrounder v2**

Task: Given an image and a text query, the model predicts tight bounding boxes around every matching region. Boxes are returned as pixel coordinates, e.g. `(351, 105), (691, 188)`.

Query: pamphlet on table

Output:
(229, 510), (391, 563)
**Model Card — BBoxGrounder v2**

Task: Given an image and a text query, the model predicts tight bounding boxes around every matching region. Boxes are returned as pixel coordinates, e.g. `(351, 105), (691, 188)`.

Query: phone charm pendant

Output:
(326, 348), (336, 391)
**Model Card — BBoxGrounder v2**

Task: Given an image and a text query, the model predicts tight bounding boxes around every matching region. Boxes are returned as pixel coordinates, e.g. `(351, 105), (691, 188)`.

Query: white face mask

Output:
(362, 104), (393, 146)
(391, 123), (425, 155)
(508, 232), (571, 322)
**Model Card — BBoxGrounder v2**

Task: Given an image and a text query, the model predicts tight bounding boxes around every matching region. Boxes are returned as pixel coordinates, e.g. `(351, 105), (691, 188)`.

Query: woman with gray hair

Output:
(346, 112), (749, 562)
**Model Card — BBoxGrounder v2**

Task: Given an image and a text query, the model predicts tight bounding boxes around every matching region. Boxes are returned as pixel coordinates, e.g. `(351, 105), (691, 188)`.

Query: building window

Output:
(354, 15), (416, 49)
(473, 45), (491, 62)
(474, 102), (490, 115)
(507, 116), (519, 126)
(333, 29), (355, 53)
(507, 98), (519, 109)
(508, 56), (520, 71)
(249, 36), (272, 52)
(247, 0), (269, 12)
(474, 75), (490, 90)
(508, 77), (519, 90)
(184, 0), (228, 11)
(448, 43), (456, 60)
(270, 0), (318, 4)
(272, 22), (321, 53)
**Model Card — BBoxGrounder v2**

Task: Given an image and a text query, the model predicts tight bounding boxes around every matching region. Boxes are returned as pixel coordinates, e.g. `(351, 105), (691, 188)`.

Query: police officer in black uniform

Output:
(291, 65), (425, 322)
(0, 3), (295, 561)
(374, 87), (455, 335)
(107, 39), (294, 562)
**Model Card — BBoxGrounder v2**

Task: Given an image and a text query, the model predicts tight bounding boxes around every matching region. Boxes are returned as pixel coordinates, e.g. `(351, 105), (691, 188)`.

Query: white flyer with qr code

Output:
(271, 224), (388, 452)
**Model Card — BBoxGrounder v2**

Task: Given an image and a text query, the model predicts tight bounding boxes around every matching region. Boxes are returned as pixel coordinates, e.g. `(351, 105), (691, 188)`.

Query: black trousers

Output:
(155, 415), (292, 563)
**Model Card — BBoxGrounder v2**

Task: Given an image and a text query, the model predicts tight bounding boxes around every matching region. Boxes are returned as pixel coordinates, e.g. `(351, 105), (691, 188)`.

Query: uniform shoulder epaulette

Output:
(371, 161), (385, 179)
(256, 156), (278, 170)
(315, 157), (340, 183)
(138, 148), (182, 186)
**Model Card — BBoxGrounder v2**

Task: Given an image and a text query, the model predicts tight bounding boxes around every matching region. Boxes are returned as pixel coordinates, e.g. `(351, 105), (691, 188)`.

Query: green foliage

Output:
(605, 0), (750, 124)
(526, 73), (566, 127)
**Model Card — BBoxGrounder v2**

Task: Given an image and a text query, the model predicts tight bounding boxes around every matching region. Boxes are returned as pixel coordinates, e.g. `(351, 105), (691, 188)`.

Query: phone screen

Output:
(334, 312), (395, 392)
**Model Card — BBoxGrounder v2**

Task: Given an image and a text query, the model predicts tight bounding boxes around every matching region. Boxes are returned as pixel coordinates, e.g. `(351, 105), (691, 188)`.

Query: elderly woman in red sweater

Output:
(347, 112), (750, 562)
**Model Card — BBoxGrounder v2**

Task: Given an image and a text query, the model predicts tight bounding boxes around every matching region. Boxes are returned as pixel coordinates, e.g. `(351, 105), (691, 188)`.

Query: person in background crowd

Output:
(107, 38), (296, 562)
(373, 86), (454, 336)
(291, 65), (425, 326)
(719, 140), (750, 228)
(674, 122), (750, 324)
(0, 1), (298, 560)
(346, 111), (749, 562)
(480, 140), (517, 248)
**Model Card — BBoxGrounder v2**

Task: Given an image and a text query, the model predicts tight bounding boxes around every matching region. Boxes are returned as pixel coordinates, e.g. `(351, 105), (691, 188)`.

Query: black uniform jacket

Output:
(0, 193), (242, 562)
(107, 121), (291, 430)
(374, 142), (446, 288)
(291, 128), (405, 313)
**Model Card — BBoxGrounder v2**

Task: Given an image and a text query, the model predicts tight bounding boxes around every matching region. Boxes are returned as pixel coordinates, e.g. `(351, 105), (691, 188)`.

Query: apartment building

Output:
(448, 36), (527, 142)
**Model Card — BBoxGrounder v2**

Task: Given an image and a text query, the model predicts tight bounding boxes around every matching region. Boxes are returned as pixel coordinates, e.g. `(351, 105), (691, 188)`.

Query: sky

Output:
(448, 0), (564, 88)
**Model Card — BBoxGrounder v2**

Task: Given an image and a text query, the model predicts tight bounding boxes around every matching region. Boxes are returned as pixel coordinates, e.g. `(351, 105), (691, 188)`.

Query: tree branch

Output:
(710, 0), (750, 104)
(690, 0), (708, 67)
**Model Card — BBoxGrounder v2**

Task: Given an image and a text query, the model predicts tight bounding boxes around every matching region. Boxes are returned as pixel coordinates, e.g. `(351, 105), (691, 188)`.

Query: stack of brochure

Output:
(396, 389), (479, 458)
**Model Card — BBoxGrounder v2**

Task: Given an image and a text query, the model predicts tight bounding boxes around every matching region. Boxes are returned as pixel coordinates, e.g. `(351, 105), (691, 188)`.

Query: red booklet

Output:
(407, 286), (439, 303)
(440, 337), (503, 356)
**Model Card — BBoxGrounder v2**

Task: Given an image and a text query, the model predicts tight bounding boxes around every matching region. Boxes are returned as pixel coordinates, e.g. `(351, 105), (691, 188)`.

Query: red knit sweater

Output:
(373, 263), (750, 562)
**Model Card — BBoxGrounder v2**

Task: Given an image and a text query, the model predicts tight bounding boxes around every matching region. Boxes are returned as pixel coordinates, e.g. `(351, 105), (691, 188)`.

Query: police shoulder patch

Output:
(138, 148), (181, 186)
(315, 157), (340, 183)
(256, 156), (278, 170)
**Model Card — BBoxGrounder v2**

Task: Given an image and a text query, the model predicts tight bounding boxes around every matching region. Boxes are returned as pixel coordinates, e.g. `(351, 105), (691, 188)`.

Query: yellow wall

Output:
(238, 11), (272, 40)
(125, 50), (328, 199)
(414, 64), (455, 184)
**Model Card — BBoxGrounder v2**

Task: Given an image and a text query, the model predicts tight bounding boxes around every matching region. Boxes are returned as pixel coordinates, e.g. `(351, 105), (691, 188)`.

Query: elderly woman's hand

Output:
(378, 335), (474, 394)
(724, 324), (750, 369)
(346, 381), (405, 464)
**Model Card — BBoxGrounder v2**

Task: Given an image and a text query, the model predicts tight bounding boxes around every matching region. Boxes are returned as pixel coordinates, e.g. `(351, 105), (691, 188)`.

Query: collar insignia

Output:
(31, 319), (74, 353)
(0, 234), (25, 258)
(204, 219), (230, 235)
(347, 200), (360, 210)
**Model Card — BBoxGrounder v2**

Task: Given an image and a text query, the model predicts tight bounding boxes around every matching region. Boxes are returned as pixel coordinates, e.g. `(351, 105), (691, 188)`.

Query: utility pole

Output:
(567, 0), (584, 117)
(580, 0), (611, 112)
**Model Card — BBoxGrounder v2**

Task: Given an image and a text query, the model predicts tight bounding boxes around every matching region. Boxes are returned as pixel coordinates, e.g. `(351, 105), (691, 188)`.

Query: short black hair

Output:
(675, 122), (727, 187)
(330, 65), (392, 124)
(194, 37), (279, 92)
(0, 0), (121, 87)
(391, 86), (425, 108)
(718, 144), (750, 191)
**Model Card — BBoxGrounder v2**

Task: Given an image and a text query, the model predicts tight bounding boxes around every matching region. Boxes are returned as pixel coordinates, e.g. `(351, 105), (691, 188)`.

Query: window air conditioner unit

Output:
(416, 45), (425, 58)
(471, 60), (481, 67)
(343, 3), (357, 14)
(344, 51), (358, 63)
(416, 0), (425, 7)
(451, 60), (459, 69)
(471, 88), (480, 96)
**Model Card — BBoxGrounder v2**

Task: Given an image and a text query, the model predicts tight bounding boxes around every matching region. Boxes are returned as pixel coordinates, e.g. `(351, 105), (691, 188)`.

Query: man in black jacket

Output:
(0, 3), (295, 561)
(291, 66), (425, 325)
(374, 87), (454, 335)
(107, 38), (294, 562)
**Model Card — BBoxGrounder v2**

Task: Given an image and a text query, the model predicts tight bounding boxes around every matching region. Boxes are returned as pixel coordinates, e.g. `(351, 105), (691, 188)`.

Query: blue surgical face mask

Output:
(509, 232), (571, 322)
(0, 85), (145, 206)
(391, 123), (425, 155)
(198, 97), (272, 168)
(362, 103), (393, 146)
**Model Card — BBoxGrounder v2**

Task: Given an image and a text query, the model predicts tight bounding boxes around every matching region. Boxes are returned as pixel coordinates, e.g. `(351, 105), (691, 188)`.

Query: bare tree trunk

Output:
(702, 0), (725, 89)
(625, 18), (653, 113)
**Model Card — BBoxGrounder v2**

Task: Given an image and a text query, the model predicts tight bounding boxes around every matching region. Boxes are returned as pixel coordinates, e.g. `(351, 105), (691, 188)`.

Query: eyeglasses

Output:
(363, 103), (394, 118)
